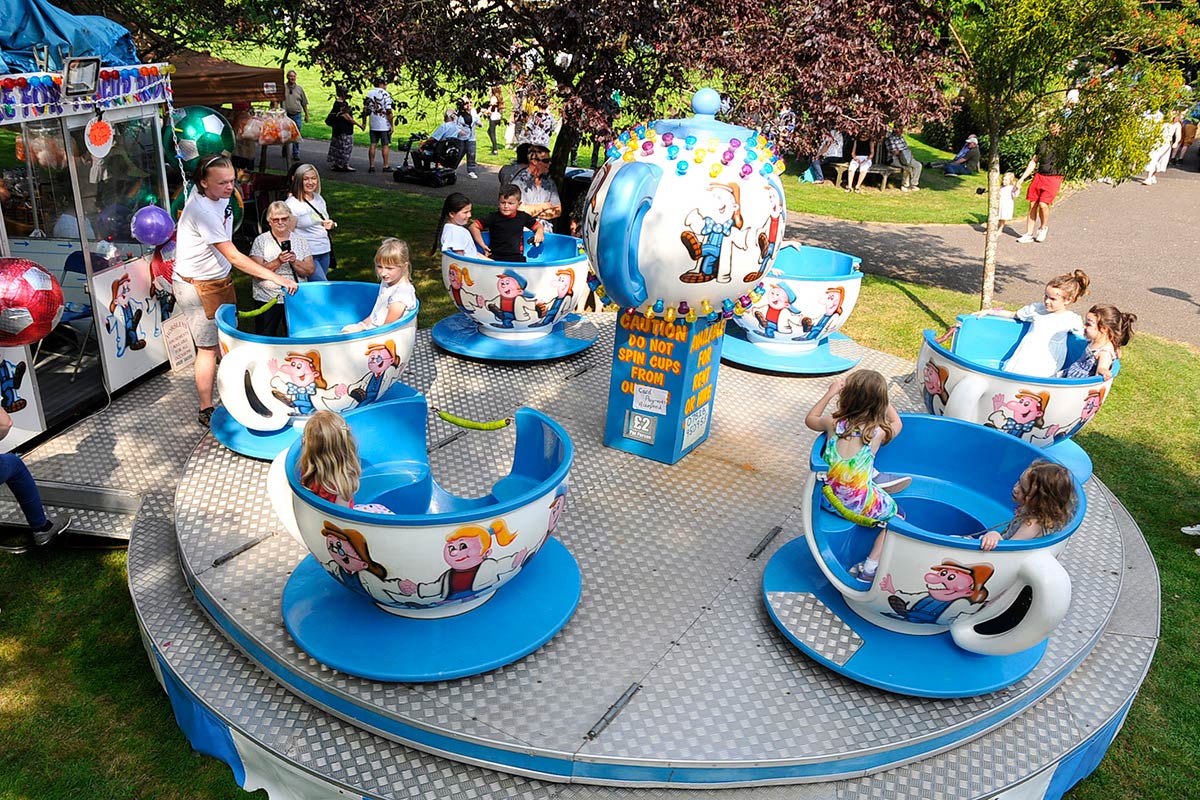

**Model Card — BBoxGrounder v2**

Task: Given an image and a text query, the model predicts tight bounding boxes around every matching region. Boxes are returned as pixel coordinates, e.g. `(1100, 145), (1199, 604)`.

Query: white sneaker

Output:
(1016, 234), (1036, 244)
(1034, 228), (1048, 242)
(875, 473), (912, 493)
(910, 186), (920, 191)
(1182, 524), (1200, 536)
(900, 186), (910, 192)
(468, 172), (478, 179)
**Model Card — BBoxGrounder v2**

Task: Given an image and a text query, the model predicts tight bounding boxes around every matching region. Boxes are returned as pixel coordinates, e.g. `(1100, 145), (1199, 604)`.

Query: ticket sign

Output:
(604, 310), (725, 464)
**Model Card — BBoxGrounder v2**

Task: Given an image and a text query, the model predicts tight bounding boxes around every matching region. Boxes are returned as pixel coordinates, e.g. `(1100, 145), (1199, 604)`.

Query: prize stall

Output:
(0, 60), (176, 450)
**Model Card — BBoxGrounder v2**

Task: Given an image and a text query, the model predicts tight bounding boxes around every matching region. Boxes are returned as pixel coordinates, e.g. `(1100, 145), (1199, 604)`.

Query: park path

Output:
(284, 137), (1200, 348)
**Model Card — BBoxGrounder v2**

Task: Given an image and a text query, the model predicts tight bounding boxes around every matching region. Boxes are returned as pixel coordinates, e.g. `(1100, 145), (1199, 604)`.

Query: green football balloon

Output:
(163, 105), (235, 174)
(169, 183), (244, 233)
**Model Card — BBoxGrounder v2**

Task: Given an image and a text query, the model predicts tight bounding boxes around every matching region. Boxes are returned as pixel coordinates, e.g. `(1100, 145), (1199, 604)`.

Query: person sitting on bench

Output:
(0, 409), (71, 546)
(413, 108), (468, 171)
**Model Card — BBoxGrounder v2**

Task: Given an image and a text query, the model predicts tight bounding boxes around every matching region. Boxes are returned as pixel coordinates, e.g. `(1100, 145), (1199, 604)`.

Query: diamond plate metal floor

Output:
(123, 315), (1158, 798)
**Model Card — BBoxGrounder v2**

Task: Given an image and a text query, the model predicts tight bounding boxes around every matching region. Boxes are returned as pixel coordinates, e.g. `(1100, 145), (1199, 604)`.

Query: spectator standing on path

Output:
(518, 98), (555, 148)
(935, 135), (981, 175)
(886, 125), (922, 191)
(326, 84), (363, 172)
(511, 144), (561, 231)
(0, 408), (71, 547)
(362, 79), (395, 174)
(486, 87), (504, 155)
(1016, 127), (1065, 244)
(282, 70), (309, 162)
(457, 96), (482, 179)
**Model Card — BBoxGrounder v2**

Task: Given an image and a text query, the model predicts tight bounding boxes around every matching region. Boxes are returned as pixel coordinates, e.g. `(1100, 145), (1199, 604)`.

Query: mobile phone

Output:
(281, 240), (292, 252)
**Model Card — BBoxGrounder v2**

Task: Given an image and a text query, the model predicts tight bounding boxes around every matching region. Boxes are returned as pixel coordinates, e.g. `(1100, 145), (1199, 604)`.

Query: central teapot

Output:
(582, 89), (787, 322)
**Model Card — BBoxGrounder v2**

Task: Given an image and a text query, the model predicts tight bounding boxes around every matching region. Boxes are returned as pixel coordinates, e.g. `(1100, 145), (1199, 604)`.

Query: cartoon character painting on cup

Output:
(440, 232), (588, 341)
(583, 88), (786, 320)
(215, 281), (418, 435)
(730, 242), (862, 350)
(916, 313), (1117, 465)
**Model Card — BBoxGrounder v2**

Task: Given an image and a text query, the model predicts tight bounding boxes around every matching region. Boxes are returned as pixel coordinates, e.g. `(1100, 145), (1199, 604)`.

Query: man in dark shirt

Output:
(1016, 127), (1065, 243)
(471, 184), (544, 262)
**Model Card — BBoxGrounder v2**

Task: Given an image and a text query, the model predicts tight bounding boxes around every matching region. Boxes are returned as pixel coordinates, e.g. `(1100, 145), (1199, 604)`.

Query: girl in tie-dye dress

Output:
(805, 370), (907, 584)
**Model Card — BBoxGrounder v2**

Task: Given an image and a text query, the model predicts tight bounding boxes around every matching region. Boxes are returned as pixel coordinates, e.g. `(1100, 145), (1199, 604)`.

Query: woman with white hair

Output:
(250, 201), (315, 335)
(286, 164), (338, 280)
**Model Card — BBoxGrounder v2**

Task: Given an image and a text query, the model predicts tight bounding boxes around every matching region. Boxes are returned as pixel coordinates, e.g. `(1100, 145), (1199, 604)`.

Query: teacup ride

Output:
(211, 281), (419, 459)
(431, 232), (597, 361)
(723, 241), (863, 374)
(763, 414), (1087, 698)
(916, 313), (1119, 483)
(267, 394), (580, 682)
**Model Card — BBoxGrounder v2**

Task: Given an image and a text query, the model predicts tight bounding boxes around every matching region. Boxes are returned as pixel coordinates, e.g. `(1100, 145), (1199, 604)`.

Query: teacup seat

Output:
(269, 394), (580, 681)
(431, 232), (596, 361)
(764, 414), (1086, 697)
(211, 281), (419, 459)
(724, 242), (863, 374)
(917, 314), (1120, 482)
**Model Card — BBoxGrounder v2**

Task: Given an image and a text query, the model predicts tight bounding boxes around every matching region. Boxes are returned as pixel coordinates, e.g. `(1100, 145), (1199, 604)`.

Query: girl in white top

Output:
(342, 238), (417, 333)
(286, 164), (337, 281)
(974, 269), (1089, 377)
(431, 192), (483, 258)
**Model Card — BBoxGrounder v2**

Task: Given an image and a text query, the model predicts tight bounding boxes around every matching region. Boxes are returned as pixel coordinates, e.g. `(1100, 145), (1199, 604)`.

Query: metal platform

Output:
(120, 315), (1158, 798)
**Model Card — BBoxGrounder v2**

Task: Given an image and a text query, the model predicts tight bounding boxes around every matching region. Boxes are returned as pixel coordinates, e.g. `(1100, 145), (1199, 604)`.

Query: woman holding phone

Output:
(286, 164), (337, 281)
(250, 201), (314, 336)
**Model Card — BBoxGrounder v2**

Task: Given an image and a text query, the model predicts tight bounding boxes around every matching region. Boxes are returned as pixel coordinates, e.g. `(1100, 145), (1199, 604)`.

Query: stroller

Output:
(393, 133), (464, 187)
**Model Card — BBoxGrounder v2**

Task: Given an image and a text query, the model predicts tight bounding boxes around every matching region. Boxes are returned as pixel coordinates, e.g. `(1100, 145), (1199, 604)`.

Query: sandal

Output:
(198, 407), (215, 428)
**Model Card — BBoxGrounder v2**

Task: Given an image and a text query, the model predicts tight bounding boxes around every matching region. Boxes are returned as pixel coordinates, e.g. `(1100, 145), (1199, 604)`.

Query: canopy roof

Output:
(168, 48), (283, 107)
(0, 0), (138, 73)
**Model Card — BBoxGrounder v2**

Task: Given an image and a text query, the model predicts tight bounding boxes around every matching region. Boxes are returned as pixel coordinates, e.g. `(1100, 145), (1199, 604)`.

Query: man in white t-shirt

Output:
(174, 156), (298, 427)
(362, 79), (395, 173)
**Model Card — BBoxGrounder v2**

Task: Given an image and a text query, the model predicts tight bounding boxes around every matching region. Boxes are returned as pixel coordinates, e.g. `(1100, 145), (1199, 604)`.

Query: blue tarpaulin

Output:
(1, 0), (138, 74)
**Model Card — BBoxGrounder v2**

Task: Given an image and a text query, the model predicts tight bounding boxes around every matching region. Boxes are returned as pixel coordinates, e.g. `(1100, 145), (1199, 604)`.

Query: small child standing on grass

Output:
(805, 370), (910, 584)
(471, 184), (543, 263)
(342, 238), (417, 333)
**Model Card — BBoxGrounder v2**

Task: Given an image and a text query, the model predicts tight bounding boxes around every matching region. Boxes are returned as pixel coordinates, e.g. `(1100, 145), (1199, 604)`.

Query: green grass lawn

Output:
(1, 164), (1197, 800)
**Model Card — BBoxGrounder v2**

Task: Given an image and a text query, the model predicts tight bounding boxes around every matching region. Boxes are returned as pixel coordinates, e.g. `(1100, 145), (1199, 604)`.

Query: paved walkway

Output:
(281, 138), (1200, 348)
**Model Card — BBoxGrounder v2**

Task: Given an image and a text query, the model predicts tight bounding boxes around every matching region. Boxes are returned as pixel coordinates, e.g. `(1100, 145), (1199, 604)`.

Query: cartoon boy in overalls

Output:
(680, 183), (750, 284)
(485, 269), (537, 328)
(753, 282), (803, 338)
(532, 269), (576, 327)
(104, 273), (146, 357)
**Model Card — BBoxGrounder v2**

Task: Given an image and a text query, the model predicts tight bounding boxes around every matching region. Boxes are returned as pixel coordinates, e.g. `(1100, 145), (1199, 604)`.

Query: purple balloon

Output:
(130, 205), (175, 247)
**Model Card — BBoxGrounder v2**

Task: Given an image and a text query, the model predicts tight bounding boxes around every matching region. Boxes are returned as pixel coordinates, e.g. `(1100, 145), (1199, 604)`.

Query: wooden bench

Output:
(829, 162), (903, 192)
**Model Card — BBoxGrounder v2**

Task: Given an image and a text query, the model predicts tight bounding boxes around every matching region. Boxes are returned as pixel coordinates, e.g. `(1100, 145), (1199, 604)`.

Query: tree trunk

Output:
(550, 120), (581, 185)
(979, 133), (1002, 310)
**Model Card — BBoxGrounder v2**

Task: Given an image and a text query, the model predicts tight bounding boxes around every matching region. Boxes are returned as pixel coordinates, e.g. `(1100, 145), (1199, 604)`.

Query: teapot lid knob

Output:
(691, 88), (721, 118)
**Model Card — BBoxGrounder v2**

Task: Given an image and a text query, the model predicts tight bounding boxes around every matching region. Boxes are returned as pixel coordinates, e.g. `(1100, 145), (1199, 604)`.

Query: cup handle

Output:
(800, 471), (872, 598)
(215, 345), (294, 432)
(593, 161), (663, 309)
(950, 550), (1072, 656)
(267, 450), (304, 547)
(943, 373), (989, 422)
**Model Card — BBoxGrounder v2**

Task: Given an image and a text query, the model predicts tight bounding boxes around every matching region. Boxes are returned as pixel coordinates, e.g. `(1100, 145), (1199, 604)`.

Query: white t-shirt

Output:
(286, 194), (331, 256)
(368, 280), (416, 327)
(441, 224), (480, 257)
(174, 192), (233, 280)
(364, 87), (394, 131)
(1003, 303), (1084, 377)
(250, 232), (311, 301)
(998, 184), (1019, 221)
(820, 130), (843, 159)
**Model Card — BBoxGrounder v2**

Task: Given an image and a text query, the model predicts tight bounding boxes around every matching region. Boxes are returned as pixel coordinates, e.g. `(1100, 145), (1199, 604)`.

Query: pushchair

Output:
(393, 133), (464, 187)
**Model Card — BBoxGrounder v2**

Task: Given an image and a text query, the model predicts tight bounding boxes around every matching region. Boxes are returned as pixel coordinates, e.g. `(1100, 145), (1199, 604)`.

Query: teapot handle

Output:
(593, 161), (662, 309)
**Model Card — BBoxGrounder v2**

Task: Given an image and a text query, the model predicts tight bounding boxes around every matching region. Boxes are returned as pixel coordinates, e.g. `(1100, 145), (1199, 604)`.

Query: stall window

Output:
(0, 120), (77, 246)
(66, 106), (168, 265)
